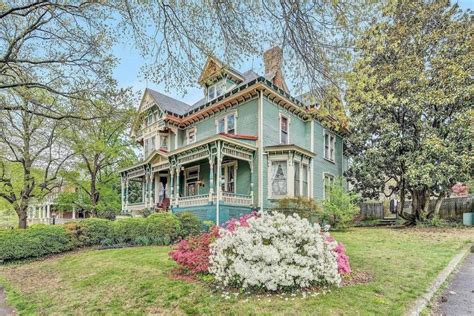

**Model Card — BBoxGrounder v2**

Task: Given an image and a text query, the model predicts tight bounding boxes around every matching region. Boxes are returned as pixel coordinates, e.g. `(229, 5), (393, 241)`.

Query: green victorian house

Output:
(119, 47), (348, 225)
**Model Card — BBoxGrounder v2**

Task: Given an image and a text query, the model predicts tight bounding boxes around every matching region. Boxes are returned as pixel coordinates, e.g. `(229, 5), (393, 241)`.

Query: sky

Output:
(112, 0), (474, 107)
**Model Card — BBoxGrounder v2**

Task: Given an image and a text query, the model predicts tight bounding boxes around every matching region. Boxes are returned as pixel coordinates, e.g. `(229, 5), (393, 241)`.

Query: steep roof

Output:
(145, 88), (192, 116)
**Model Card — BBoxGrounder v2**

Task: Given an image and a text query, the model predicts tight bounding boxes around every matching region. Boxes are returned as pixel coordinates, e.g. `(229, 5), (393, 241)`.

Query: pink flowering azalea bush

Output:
(223, 211), (259, 232)
(325, 236), (351, 275)
(169, 226), (219, 274)
(169, 211), (351, 291)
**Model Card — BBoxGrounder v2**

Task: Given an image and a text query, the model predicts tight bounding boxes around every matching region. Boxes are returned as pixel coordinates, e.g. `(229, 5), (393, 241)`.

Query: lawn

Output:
(0, 227), (472, 315)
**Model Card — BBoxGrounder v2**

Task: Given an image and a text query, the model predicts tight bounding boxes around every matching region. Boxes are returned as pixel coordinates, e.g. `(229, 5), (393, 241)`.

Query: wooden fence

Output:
(360, 195), (474, 220)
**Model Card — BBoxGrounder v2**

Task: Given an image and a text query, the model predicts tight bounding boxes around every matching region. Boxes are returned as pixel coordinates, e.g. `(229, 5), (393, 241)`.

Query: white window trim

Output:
(268, 155), (290, 199)
(324, 130), (336, 163)
(220, 161), (238, 193)
(323, 172), (335, 200)
(186, 127), (197, 145)
(159, 133), (169, 150)
(279, 113), (290, 144)
(215, 111), (238, 134)
(293, 160), (310, 197)
(207, 80), (227, 101)
(184, 166), (200, 196)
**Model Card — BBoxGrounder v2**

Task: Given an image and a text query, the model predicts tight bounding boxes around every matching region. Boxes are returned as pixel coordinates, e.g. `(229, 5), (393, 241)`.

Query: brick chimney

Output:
(263, 46), (288, 93)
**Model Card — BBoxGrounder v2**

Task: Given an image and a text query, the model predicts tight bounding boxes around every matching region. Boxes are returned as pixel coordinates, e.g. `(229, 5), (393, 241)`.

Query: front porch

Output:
(120, 135), (257, 224)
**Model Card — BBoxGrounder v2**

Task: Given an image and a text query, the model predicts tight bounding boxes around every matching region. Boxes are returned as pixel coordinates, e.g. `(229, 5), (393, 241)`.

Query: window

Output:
(294, 161), (300, 196)
(221, 162), (237, 193)
(160, 134), (168, 150)
(144, 136), (156, 157)
(324, 132), (336, 162)
(324, 173), (335, 200)
(207, 80), (226, 101)
(216, 113), (237, 135)
(280, 115), (289, 144)
(302, 164), (308, 197)
(187, 127), (196, 144)
(271, 161), (287, 196)
(294, 162), (309, 197)
(185, 167), (200, 196)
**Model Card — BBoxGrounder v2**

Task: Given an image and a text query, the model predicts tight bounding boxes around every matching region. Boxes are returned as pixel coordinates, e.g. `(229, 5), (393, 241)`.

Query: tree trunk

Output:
(397, 179), (406, 217)
(90, 173), (98, 217)
(16, 205), (28, 229)
(410, 189), (428, 224)
(434, 193), (445, 217)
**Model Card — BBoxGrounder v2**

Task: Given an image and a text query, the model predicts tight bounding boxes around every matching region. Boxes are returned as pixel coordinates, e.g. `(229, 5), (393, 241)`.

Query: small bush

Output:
(0, 225), (75, 263)
(65, 218), (112, 246)
(146, 213), (182, 243)
(170, 226), (219, 274)
(322, 178), (359, 229)
(176, 212), (202, 238)
(112, 218), (147, 245)
(274, 196), (322, 222)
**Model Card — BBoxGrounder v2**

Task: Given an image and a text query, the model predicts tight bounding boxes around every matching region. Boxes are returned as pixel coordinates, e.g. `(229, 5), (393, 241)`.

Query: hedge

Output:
(0, 225), (75, 263)
(0, 212), (202, 263)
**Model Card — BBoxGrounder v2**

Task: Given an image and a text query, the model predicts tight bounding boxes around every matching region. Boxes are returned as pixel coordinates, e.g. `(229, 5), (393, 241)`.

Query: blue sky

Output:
(112, 0), (473, 106)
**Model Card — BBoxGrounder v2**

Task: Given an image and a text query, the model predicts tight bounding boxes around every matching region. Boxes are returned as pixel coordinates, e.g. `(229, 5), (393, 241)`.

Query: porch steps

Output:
(377, 217), (398, 226)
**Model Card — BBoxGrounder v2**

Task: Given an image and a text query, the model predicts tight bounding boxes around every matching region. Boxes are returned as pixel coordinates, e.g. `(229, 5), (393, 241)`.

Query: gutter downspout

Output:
(310, 120), (315, 199)
(216, 141), (221, 225)
(258, 90), (264, 210)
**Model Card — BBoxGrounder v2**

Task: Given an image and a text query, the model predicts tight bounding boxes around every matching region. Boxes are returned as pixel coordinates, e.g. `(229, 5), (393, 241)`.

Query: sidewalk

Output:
(436, 253), (474, 316)
(0, 287), (15, 315)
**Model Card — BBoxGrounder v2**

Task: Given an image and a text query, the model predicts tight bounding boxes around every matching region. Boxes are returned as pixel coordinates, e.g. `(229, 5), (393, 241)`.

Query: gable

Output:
(198, 56), (244, 86)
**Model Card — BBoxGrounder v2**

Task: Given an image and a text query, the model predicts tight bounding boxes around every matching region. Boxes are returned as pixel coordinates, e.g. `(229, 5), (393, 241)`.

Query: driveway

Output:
(436, 252), (474, 316)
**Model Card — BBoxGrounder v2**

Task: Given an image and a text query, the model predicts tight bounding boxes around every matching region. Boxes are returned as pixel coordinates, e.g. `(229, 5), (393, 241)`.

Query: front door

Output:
(221, 161), (237, 193)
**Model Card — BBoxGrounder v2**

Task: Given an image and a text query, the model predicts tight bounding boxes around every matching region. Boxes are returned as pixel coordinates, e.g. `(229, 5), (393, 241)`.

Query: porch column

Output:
(175, 167), (180, 206)
(124, 177), (129, 211)
(120, 175), (125, 211)
(72, 206), (76, 219)
(142, 176), (146, 206)
(46, 204), (51, 222)
(209, 155), (214, 203)
(249, 158), (254, 205)
(170, 167), (175, 202)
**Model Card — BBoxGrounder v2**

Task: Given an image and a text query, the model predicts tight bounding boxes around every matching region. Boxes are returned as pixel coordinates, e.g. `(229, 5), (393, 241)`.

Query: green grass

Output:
(0, 228), (472, 315)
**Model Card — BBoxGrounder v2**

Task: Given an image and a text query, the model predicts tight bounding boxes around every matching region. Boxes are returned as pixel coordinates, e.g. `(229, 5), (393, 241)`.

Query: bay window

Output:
(294, 161), (300, 196)
(271, 161), (288, 197)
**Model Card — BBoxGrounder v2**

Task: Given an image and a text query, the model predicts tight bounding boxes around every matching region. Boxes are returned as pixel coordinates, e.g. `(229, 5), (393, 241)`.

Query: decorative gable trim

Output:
(198, 56), (244, 86)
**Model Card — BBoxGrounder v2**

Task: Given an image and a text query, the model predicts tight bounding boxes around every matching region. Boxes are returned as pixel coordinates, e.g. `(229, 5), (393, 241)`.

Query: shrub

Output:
(146, 213), (182, 243)
(169, 226), (219, 274)
(176, 212), (202, 238)
(209, 212), (341, 291)
(322, 178), (359, 229)
(274, 196), (322, 222)
(325, 236), (351, 275)
(112, 218), (147, 245)
(65, 218), (112, 246)
(0, 225), (75, 262)
(223, 211), (259, 232)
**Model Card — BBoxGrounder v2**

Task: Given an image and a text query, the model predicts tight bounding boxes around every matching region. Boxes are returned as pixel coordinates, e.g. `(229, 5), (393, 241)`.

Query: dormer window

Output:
(207, 80), (226, 101)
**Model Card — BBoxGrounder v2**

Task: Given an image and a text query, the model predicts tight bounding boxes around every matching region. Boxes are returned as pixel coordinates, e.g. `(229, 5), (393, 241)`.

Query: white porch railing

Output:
(178, 194), (209, 207)
(127, 203), (146, 211)
(221, 192), (253, 206)
(176, 192), (252, 207)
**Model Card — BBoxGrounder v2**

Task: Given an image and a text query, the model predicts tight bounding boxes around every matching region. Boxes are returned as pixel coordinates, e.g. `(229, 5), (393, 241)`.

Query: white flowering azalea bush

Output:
(209, 212), (342, 291)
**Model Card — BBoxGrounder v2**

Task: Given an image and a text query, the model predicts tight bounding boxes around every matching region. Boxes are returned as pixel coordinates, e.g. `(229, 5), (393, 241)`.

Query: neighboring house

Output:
(28, 185), (85, 225)
(119, 47), (348, 225)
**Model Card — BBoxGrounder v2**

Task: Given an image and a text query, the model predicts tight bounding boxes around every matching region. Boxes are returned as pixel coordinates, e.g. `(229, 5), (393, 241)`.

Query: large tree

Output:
(63, 96), (137, 217)
(0, 90), (72, 228)
(345, 0), (473, 224)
